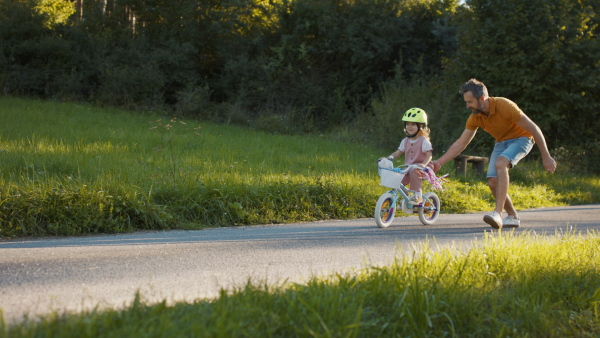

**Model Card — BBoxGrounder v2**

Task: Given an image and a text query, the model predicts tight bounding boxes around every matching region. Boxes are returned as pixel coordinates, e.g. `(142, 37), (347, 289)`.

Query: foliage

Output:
(452, 0), (600, 151)
(34, 0), (75, 28)
(4, 231), (600, 336)
(0, 0), (460, 131)
(0, 182), (174, 236)
(221, 0), (460, 131)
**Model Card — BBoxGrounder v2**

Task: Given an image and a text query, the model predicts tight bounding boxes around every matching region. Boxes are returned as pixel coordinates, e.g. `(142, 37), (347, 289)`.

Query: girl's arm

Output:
(418, 151), (433, 167)
(387, 150), (403, 161)
(380, 150), (403, 162)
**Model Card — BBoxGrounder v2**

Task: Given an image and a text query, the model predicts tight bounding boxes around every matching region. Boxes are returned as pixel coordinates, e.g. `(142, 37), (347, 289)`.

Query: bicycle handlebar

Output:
(382, 164), (450, 182)
(394, 164), (425, 172)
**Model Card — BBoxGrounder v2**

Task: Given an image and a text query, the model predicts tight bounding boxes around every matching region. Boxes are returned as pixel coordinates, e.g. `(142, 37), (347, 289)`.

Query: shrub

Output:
(451, 0), (600, 151)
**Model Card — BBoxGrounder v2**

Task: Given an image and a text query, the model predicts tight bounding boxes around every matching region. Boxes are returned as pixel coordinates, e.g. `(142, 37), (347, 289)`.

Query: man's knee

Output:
(495, 156), (511, 170)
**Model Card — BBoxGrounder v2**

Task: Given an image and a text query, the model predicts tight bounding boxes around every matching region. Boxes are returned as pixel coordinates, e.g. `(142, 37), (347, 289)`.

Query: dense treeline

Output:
(1, 0), (599, 170)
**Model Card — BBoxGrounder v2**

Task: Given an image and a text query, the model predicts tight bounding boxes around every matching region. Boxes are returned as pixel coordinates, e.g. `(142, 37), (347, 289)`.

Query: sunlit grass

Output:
(0, 97), (598, 237)
(3, 231), (598, 336)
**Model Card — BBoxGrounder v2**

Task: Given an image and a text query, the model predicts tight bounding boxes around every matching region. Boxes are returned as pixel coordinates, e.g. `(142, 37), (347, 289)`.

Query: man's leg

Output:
(488, 156), (517, 216)
(488, 177), (517, 217)
(484, 137), (533, 229)
(483, 155), (512, 229)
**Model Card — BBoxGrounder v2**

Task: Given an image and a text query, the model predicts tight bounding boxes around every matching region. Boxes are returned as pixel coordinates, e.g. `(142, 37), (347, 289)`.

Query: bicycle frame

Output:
(385, 184), (437, 215)
(375, 164), (446, 227)
(381, 165), (432, 211)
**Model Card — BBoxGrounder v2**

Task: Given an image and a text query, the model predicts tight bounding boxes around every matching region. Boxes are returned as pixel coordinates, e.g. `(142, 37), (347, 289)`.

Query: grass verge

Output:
(2, 230), (599, 336)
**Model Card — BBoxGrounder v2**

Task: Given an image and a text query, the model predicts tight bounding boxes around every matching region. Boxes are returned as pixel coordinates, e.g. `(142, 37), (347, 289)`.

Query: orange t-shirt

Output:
(465, 97), (532, 142)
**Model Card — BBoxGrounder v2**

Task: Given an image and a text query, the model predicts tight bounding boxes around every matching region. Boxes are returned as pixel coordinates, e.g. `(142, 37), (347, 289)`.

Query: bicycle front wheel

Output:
(375, 192), (396, 228)
(418, 192), (440, 225)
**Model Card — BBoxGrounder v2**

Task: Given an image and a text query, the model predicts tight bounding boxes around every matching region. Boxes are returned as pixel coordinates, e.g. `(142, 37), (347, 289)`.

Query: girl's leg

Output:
(409, 168), (423, 192)
(408, 168), (424, 205)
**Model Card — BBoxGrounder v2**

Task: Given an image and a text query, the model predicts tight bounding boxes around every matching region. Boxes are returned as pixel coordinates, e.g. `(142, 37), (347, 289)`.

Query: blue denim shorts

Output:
(487, 137), (534, 178)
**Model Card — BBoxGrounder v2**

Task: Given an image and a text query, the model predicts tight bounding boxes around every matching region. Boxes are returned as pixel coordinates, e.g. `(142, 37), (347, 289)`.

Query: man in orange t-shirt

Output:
(431, 79), (557, 229)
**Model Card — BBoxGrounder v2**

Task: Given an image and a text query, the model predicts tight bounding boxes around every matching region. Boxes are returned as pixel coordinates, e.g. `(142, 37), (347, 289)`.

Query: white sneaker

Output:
(483, 211), (502, 229)
(408, 194), (423, 205)
(502, 215), (520, 228)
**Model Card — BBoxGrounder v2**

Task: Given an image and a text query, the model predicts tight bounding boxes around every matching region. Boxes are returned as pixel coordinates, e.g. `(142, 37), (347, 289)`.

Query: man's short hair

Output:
(460, 78), (488, 99)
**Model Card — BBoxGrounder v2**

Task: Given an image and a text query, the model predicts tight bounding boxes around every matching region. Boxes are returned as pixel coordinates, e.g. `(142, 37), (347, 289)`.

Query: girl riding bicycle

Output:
(380, 108), (433, 205)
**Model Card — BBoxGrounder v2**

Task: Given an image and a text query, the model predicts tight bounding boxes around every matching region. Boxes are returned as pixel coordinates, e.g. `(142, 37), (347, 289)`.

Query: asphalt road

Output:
(1, 204), (599, 323)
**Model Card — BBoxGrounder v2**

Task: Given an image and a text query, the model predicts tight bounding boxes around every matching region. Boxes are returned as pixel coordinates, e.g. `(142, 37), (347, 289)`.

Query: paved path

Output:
(1, 204), (599, 323)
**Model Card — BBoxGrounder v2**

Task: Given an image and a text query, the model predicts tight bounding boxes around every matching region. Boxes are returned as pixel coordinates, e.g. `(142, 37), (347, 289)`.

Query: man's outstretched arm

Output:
(430, 128), (477, 172)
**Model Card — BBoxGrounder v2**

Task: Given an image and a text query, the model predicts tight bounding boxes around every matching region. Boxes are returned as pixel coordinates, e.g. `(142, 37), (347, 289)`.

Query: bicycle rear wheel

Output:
(418, 192), (440, 225)
(375, 192), (396, 228)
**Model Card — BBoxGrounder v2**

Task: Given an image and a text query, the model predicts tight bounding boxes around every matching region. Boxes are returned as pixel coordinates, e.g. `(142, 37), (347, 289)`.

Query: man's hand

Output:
(543, 156), (557, 174)
(428, 160), (441, 173)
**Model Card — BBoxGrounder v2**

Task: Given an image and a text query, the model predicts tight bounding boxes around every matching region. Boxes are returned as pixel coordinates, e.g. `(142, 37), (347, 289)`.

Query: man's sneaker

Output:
(483, 211), (502, 229)
(502, 215), (520, 228)
(409, 194), (423, 205)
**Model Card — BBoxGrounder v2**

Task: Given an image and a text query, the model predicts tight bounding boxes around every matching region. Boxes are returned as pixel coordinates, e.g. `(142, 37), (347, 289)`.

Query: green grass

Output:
(3, 231), (599, 337)
(0, 96), (599, 238)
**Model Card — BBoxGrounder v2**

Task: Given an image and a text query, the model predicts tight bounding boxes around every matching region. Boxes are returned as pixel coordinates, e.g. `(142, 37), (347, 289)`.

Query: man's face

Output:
(463, 91), (484, 114)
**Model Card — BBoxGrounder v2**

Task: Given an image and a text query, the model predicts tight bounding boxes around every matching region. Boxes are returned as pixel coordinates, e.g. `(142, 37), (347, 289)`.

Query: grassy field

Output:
(2, 231), (599, 336)
(0, 97), (599, 238)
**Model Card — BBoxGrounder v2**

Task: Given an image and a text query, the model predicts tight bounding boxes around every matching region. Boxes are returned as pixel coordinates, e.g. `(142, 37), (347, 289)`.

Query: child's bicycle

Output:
(375, 163), (449, 228)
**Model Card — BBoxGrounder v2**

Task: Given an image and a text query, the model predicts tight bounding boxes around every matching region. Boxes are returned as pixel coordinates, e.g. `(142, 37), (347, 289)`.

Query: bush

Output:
(451, 0), (600, 151)
(0, 182), (174, 238)
(552, 141), (600, 175)
(215, 0), (460, 132)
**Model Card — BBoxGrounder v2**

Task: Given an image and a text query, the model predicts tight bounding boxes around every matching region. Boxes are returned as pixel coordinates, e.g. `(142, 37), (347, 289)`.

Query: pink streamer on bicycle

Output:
(423, 167), (444, 190)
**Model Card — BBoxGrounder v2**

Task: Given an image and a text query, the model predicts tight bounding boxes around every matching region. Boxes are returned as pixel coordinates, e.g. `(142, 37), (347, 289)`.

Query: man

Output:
(431, 79), (557, 229)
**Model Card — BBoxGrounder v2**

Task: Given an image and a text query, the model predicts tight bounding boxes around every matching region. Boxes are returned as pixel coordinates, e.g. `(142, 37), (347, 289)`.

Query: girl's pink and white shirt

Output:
(398, 136), (432, 165)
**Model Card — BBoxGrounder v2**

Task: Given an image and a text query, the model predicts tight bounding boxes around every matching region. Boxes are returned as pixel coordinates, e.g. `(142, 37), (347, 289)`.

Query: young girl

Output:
(381, 107), (433, 205)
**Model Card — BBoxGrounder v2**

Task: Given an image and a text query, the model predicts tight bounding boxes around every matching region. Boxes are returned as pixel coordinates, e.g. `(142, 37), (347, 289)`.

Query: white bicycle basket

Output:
(379, 168), (405, 189)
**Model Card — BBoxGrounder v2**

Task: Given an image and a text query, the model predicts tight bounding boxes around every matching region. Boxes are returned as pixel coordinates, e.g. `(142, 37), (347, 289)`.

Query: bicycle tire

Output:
(418, 192), (440, 225)
(375, 192), (396, 228)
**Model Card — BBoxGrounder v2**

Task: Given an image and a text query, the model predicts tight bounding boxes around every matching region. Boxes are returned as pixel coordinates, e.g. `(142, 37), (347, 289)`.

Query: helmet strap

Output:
(405, 130), (419, 138)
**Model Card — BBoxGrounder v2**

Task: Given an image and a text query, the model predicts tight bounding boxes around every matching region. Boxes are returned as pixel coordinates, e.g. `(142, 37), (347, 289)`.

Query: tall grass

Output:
(3, 231), (599, 336)
(1, 97), (599, 237)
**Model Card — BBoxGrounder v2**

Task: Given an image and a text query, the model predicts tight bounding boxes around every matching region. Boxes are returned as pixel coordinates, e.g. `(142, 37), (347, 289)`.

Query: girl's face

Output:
(405, 122), (419, 135)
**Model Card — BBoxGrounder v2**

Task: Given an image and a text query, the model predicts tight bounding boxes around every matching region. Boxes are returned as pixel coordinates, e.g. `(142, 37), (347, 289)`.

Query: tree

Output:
(35, 0), (76, 27)
(453, 0), (600, 149)
(217, 0), (460, 130)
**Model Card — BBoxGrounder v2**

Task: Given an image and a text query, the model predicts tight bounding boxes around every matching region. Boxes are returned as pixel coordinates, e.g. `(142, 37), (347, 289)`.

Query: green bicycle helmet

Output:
(402, 107), (428, 125)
